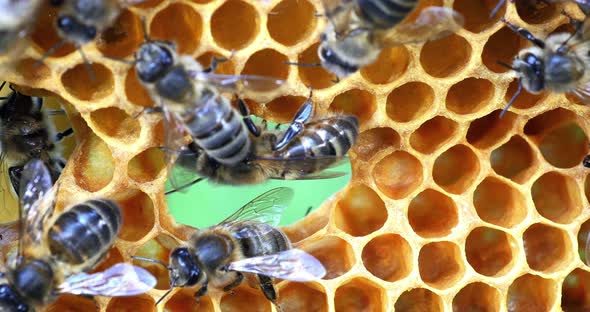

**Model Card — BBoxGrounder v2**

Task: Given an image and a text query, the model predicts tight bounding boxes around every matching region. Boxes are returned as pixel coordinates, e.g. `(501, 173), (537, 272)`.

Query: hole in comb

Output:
(395, 288), (443, 312)
(524, 223), (572, 273)
(197, 52), (235, 75)
(15, 58), (51, 81)
(125, 67), (155, 107)
(453, 282), (501, 312)
(132, 233), (177, 290)
(266, 95), (310, 123)
(353, 127), (400, 161)
(267, 0), (316, 46)
(334, 278), (385, 312)
(362, 234), (412, 282)
(532, 172), (582, 224)
(453, 0), (504, 33)
(30, 3), (75, 57)
(523, 108), (575, 136)
(128, 147), (166, 183)
(296, 42), (334, 89)
(90, 107), (140, 143)
(408, 189), (458, 238)
(473, 177), (527, 228)
(61, 63), (114, 101)
(410, 116), (458, 155)
(334, 185), (387, 237)
(515, 0), (558, 24)
(164, 289), (214, 312)
(446, 78), (494, 115)
(106, 295), (156, 312)
(538, 122), (588, 168)
(386, 82), (434, 123)
(491, 137), (536, 184)
(505, 79), (545, 110)
(578, 219), (590, 265)
(46, 294), (97, 312)
(211, 0), (259, 50)
(433, 145), (480, 194)
(360, 46), (410, 84)
(483, 27), (527, 73)
(372, 151), (423, 199)
(420, 34), (471, 78)
(467, 110), (516, 150)
(96, 9), (142, 58)
(116, 190), (155, 242)
(241, 49), (289, 88)
(562, 269), (590, 310)
(277, 282), (328, 312)
(329, 89), (376, 123)
(73, 133), (114, 192)
(465, 227), (516, 276)
(91, 247), (123, 274)
(150, 3), (202, 54)
(302, 236), (355, 279)
(220, 285), (271, 312)
(507, 274), (556, 312)
(418, 241), (465, 289)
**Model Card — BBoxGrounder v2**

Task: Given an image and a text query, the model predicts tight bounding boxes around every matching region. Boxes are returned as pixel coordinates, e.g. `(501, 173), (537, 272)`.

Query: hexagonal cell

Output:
(106, 295), (156, 312)
(524, 223), (572, 272)
(467, 110), (517, 150)
(125, 67), (154, 107)
(150, 3), (202, 54)
(241, 49), (289, 90)
(45, 294), (97, 312)
(91, 247), (123, 274)
(96, 9), (142, 58)
(296, 42), (335, 89)
(30, 3), (76, 57)
(360, 46), (410, 84)
(362, 234), (412, 282)
(197, 52), (235, 75)
(524, 108), (576, 136)
(504, 79), (546, 110)
(532, 172), (582, 224)
(302, 236), (355, 279)
(507, 274), (557, 312)
(277, 282), (328, 312)
(483, 27), (528, 73)
(353, 127), (400, 161)
(128, 147), (166, 183)
(465, 227), (516, 277)
(164, 289), (214, 312)
(386, 82), (434, 123)
(334, 278), (385, 312)
(408, 189), (458, 238)
(473, 177), (527, 228)
(334, 184), (387, 236)
(15, 58), (51, 81)
(432, 145), (480, 194)
(446, 78), (494, 115)
(453, 0), (504, 33)
(562, 269), (590, 311)
(73, 133), (114, 192)
(420, 34), (471, 78)
(491, 136), (536, 184)
(211, 0), (259, 50)
(90, 107), (140, 143)
(418, 241), (465, 289)
(515, 0), (558, 24)
(115, 190), (156, 242)
(61, 63), (114, 101)
(538, 122), (588, 168)
(394, 288), (443, 312)
(578, 219), (590, 265)
(132, 233), (178, 290)
(453, 282), (501, 312)
(372, 151), (423, 199)
(220, 285), (271, 312)
(410, 116), (458, 155)
(267, 0), (316, 46)
(329, 89), (376, 123)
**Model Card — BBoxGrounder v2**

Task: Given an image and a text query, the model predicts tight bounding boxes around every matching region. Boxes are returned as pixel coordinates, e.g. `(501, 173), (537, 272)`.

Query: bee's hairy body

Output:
(53, 0), (120, 45)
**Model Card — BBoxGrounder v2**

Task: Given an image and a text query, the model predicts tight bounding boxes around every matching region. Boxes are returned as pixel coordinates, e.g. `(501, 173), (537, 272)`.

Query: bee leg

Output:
(204, 50), (236, 73)
(501, 18), (545, 48)
(54, 128), (74, 142)
(273, 94), (313, 150)
(237, 98), (261, 137)
(8, 166), (23, 196)
(222, 272), (244, 295)
(132, 106), (164, 119)
(194, 278), (209, 299)
(258, 275), (279, 308)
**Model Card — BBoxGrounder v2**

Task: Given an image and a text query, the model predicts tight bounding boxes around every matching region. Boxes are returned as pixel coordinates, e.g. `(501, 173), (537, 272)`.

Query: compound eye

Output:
(84, 27), (97, 41)
(523, 53), (538, 65)
(57, 16), (73, 30)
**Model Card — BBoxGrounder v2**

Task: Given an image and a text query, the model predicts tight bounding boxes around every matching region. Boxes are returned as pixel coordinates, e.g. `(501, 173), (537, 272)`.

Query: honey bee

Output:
(0, 158), (156, 311)
(491, 0), (590, 18)
(0, 0), (41, 58)
(134, 187), (326, 308)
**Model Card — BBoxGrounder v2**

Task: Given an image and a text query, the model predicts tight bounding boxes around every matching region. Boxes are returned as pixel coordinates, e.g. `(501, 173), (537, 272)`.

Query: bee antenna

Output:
(496, 60), (516, 71)
(36, 39), (67, 68)
(500, 78), (522, 119)
(284, 61), (323, 67)
(489, 0), (506, 18)
(77, 47), (96, 82)
(131, 256), (171, 270)
(0, 81), (6, 93)
(155, 276), (177, 306)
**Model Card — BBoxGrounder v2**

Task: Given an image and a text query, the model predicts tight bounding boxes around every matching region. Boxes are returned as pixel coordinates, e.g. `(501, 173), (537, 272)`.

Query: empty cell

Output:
(125, 67), (155, 107)
(362, 234), (412, 282)
(96, 10), (142, 58)
(386, 82), (434, 123)
(46, 294), (98, 312)
(30, 3), (75, 57)
(420, 34), (471, 78)
(164, 289), (214, 312)
(61, 63), (114, 101)
(523, 223), (572, 272)
(418, 241), (465, 289)
(372, 151), (423, 199)
(515, 0), (558, 24)
(432, 145), (480, 194)
(524, 108), (576, 137)
(15, 58), (51, 81)
(532, 172), (582, 224)
(394, 288), (443, 312)
(132, 233), (177, 290)
(467, 110), (517, 150)
(334, 278), (385, 312)
(128, 147), (166, 183)
(408, 189), (458, 238)
(220, 285), (271, 312)
(360, 46), (410, 84)
(241, 49), (289, 91)
(267, 0), (316, 46)
(491, 136), (536, 184)
(91, 247), (123, 274)
(150, 3), (202, 54)
(296, 42), (335, 89)
(504, 78), (546, 110)
(197, 52), (235, 75)
(115, 190), (156, 242)
(453, 282), (501, 312)
(334, 185), (387, 236)
(330, 89), (376, 123)
(473, 177), (527, 228)
(562, 269), (590, 311)
(453, 0), (504, 33)
(446, 78), (494, 115)
(211, 0), (259, 50)
(353, 127), (400, 161)
(302, 236), (355, 279)
(579, 219), (590, 265)
(507, 274), (557, 312)
(410, 116), (458, 155)
(465, 227), (516, 276)
(277, 282), (328, 312)
(537, 122), (588, 168)
(483, 27), (528, 73)
(73, 133), (114, 192)
(90, 107), (140, 143)
(106, 295), (155, 312)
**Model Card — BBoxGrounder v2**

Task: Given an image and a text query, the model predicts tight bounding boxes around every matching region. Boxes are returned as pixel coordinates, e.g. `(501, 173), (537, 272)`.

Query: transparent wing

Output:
(319, 0), (355, 35)
(221, 187), (294, 227)
(58, 263), (157, 297)
(165, 147), (204, 195)
(162, 108), (190, 190)
(186, 71), (285, 93)
(376, 7), (464, 47)
(574, 82), (590, 104)
(227, 249), (326, 282)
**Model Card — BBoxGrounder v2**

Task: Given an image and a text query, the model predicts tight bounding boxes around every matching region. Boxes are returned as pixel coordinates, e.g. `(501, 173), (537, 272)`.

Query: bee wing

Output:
(573, 83), (590, 104)
(162, 108), (191, 190)
(220, 187), (294, 227)
(375, 7), (464, 47)
(165, 147), (204, 195)
(319, 0), (355, 35)
(227, 249), (326, 282)
(255, 155), (349, 180)
(0, 221), (19, 247)
(58, 263), (157, 297)
(187, 71), (285, 93)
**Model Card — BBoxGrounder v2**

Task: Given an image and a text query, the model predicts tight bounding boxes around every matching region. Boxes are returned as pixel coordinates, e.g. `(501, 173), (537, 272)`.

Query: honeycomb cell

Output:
(410, 116), (458, 155)
(296, 42), (335, 89)
(150, 3), (202, 54)
(125, 67), (154, 107)
(507, 274), (557, 312)
(329, 89), (376, 123)
(452, 282), (501, 312)
(30, 3), (76, 57)
(277, 282), (328, 312)
(90, 107), (140, 142)
(15, 58), (51, 81)
(353, 127), (400, 161)
(394, 288), (443, 312)
(578, 219), (590, 265)
(211, 0), (259, 50)
(420, 34), (471, 78)
(267, 0), (316, 46)
(362, 234), (412, 282)
(473, 177), (527, 228)
(418, 241), (465, 289)
(504, 79), (546, 110)
(467, 110), (517, 150)
(432, 145), (480, 194)
(96, 10), (142, 58)
(116, 190), (155, 242)
(453, 0), (504, 33)
(197, 52), (235, 75)
(537, 122), (588, 168)
(562, 269), (590, 311)
(334, 278), (385, 312)
(91, 247), (123, 274)
(132, 233), (177, 290)
(303, 236), (355, 279)
(165, 290), (214, 312)
(334, 184), (387, 236)
(106, 295), (156, 312)
(220, 286), (271, 312)
(491, 136), (536, 184)
(360, 46), (410, 84)
(515, 0), (558, 24)
(446, 78), (494, 115)
(61, 63), (114, 101)
(45, 294), (97, 312)
(482, 27), (527, 73)
(465, 227), (516, 277)
(408, 189), (458, 238)
(386, 82), (434, 123)
(531, 172), (582, 224)
(73, 134), (114, 192)
(372, 151), (423, 199)
(128, 147), (166, 183)
(241, 49), (289, 90)
(524, 108), (576, 136)
(523, 223), (572, 272)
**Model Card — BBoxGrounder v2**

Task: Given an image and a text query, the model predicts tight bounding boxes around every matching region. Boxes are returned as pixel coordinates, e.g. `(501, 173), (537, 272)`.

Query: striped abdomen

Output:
(230, 222), (291, 258)
(356, 0), (418, 29)
(48, 199), (121, 266)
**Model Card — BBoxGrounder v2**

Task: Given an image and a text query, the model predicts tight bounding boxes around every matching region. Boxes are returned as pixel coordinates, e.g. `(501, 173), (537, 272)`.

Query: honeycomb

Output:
(2, 0), (590, 311)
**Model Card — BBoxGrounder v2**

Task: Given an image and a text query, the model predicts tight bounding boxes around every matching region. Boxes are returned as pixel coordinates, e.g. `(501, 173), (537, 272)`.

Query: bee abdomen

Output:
(232, 223), (291, 258)
(357, 0), (418, 29)
(48, 199), (121, 265)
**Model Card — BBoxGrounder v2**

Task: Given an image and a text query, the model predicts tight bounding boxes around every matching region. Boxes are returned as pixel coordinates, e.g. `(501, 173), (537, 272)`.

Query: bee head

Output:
(514, 49), (545, 93)
(169, 247), (201, 288)
(56, 15), (97, 43)
(135, 41), (175, 83)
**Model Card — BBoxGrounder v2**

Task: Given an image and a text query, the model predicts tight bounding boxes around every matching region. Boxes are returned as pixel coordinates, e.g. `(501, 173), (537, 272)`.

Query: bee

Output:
(0, 158), (156, 311)
(134, 187), (326, 308)
(0, 0), (41, 58)
(491, 0), (590, 18)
